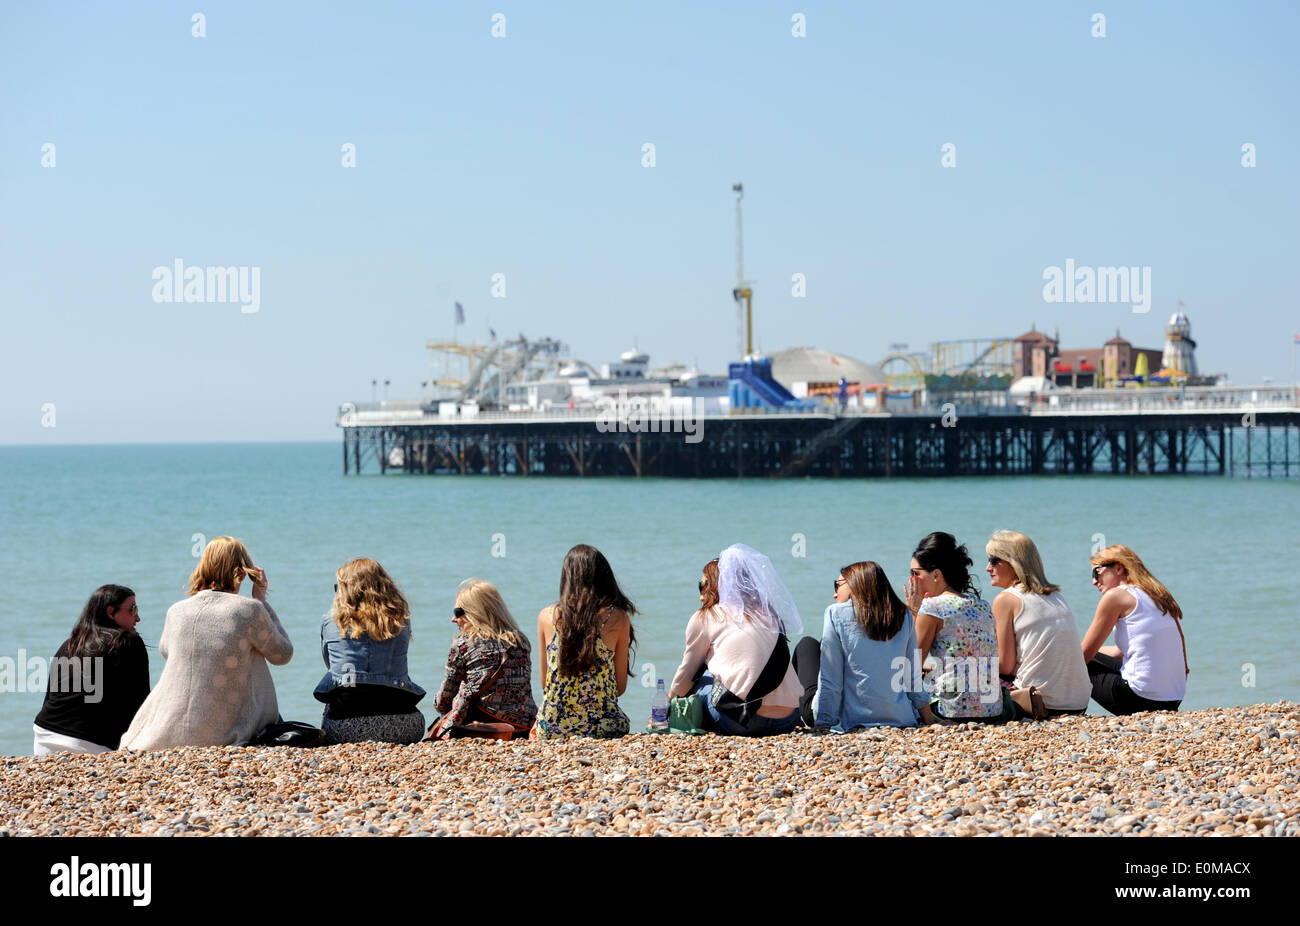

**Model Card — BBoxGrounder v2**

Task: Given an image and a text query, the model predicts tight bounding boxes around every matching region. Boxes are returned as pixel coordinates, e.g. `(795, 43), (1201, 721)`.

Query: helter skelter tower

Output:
(1161, 311), (1198, 376)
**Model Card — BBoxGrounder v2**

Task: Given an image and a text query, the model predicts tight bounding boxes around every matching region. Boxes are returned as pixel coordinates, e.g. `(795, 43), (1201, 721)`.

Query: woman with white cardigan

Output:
(121, 536), (293, 749)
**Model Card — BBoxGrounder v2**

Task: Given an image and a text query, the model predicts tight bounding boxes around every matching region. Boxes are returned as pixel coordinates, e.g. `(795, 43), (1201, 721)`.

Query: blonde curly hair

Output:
(331, 558), (411, 642)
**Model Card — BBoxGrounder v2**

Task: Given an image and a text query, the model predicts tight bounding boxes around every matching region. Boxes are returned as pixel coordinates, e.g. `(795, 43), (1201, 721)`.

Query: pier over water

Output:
(337, 385), (1300, 479)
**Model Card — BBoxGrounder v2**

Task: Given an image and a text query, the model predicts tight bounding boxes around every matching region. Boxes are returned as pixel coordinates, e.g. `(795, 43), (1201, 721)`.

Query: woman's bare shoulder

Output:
(1101, 587), (1137, 613)
(603, 606), (633, 631)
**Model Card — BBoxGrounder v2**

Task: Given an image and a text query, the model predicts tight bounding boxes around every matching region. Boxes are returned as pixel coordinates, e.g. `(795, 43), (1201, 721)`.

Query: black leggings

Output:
(1087, 652), (1181, 715)
(792, 636), (821, 727)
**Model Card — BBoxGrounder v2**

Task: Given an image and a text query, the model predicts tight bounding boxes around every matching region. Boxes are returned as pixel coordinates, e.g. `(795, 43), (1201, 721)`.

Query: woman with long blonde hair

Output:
(314, 558), (426, 744)
(985, 530), (1090, 717)
(122, 536), (293, 749)
(428, 578), (537, 739)
(1081, 545), (1187, 714)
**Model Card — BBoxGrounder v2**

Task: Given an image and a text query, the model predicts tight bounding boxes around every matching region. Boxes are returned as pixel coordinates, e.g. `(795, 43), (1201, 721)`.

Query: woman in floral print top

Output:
(533, 544), (636, 739)
(428, 579), (537, 739)
(904, 532), (1004, 721)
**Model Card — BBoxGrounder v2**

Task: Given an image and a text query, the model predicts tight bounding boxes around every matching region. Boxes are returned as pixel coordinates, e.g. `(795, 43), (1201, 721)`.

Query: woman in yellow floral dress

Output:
(533, 545), (636, 738)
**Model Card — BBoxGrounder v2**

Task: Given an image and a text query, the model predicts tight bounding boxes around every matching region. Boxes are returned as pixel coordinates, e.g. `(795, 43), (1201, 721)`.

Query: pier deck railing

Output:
(339, 384), (1298, 428)
(336, 386), (1299, 478)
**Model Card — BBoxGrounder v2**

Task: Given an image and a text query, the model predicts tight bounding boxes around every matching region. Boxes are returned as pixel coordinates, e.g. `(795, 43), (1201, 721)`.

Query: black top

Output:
(33, 633), (151, 750)
(318, 683), (423, 720)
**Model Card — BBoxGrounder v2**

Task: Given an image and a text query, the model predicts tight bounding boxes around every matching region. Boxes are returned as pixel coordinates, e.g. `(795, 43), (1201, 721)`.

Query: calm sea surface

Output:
(1, 442), (1295, 756)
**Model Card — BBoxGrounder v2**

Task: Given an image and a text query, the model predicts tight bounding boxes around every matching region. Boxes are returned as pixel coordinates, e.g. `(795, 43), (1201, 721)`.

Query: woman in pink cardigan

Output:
(121, 537), (293, 749)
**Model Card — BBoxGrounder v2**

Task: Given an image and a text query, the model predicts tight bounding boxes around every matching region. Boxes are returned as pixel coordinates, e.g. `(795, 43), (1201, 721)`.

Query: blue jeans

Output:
(694, 674), (800, 737)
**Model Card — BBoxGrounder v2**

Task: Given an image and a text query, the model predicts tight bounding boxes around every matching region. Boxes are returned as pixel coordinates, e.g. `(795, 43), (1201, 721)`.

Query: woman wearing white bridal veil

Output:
(668, 544), (803, 736)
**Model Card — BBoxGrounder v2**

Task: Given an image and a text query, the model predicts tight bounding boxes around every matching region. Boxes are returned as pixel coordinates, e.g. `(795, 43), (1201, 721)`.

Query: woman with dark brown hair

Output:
(793, 561), (935, 731)
(533, 544), (636, 738)
(33, 584), (151, 754)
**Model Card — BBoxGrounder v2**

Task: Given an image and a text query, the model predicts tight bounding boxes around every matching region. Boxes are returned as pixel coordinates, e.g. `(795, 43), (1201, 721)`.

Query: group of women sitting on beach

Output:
(32, 530), (1189, 754)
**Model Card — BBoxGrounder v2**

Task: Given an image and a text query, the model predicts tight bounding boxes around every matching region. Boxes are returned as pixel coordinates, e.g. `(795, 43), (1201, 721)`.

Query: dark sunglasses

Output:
(333, 582), (338, 593)
(453, 607), (466, 619)
(1091, 564), (1114, 581)
(698, 580), (707, 593)
(834, 577), (847, 592)
(987, 556), (1004, 567)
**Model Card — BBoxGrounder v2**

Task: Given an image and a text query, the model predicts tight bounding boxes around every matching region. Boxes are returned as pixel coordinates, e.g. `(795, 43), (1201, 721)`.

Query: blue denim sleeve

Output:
(319, 615), (332, 669)
(814, 607), (844, 729)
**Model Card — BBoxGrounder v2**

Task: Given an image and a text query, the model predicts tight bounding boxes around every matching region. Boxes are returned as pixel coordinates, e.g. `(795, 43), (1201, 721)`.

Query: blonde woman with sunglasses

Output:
(428, 578), (536, 740)
(985, 530), (1090, 717)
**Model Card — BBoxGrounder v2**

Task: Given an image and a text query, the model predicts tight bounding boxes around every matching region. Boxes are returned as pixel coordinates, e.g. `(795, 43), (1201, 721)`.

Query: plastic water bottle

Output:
(649, 679), (670, 731)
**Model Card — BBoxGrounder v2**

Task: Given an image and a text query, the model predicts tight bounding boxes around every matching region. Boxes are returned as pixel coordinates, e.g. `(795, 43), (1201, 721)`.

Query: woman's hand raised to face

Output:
(903, 576), (925, 614)
(246, 566), (268, 601)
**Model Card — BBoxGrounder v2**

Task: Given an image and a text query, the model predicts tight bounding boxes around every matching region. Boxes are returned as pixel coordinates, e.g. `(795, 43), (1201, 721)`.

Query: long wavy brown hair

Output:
(332, 558), (411, 642)
(841, 561), (908, 641)
(553, 544), (636, 676)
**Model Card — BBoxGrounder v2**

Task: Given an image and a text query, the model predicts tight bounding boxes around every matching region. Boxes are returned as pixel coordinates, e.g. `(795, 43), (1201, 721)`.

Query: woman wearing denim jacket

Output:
(314, 558), (426, 744)
(793, 561), (935, 731)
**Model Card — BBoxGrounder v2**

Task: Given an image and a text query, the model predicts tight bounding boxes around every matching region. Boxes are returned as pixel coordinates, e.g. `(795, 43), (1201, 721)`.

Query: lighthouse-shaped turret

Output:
(1162, 312), (1198, 376)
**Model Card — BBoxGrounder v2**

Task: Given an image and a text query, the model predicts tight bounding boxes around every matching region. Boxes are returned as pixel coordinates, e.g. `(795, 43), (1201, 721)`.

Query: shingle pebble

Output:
(2, 702), (1296, 836)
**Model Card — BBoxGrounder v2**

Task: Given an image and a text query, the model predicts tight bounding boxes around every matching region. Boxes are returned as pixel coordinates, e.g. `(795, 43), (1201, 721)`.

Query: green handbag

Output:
(668, 694), (707, 735)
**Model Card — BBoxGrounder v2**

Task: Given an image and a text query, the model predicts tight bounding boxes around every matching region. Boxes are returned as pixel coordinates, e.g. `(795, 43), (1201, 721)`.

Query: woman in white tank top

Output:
(1081, 544), (1188, 715)
(986, 531), (1091, 714)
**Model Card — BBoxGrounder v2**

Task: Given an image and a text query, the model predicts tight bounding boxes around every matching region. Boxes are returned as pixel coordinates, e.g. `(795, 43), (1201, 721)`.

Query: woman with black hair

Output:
(904, 532), (1006, 723)
(33, 585), (151, 754)
(533, 544), (636, 738)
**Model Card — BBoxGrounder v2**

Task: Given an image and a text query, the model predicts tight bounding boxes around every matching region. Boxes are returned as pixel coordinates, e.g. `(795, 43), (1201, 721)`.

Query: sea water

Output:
(0, 442), (1295, 756)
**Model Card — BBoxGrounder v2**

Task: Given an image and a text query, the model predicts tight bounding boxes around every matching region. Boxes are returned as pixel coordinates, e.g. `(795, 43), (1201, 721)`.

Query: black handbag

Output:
(710, 634), (791, 730)
(251, 720), (327, 748)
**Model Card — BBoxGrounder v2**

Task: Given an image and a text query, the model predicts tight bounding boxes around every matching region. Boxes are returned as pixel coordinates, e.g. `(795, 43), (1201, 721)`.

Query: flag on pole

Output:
(454, 302), (465, 325)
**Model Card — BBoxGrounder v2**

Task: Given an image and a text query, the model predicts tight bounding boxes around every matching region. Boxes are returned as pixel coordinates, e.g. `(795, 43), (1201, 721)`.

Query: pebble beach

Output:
(4, 702), (1296, 837)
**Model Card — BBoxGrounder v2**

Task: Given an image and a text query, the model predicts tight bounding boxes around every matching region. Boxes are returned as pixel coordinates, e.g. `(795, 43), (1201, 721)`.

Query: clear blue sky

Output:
(3, 1), (1297, 443)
